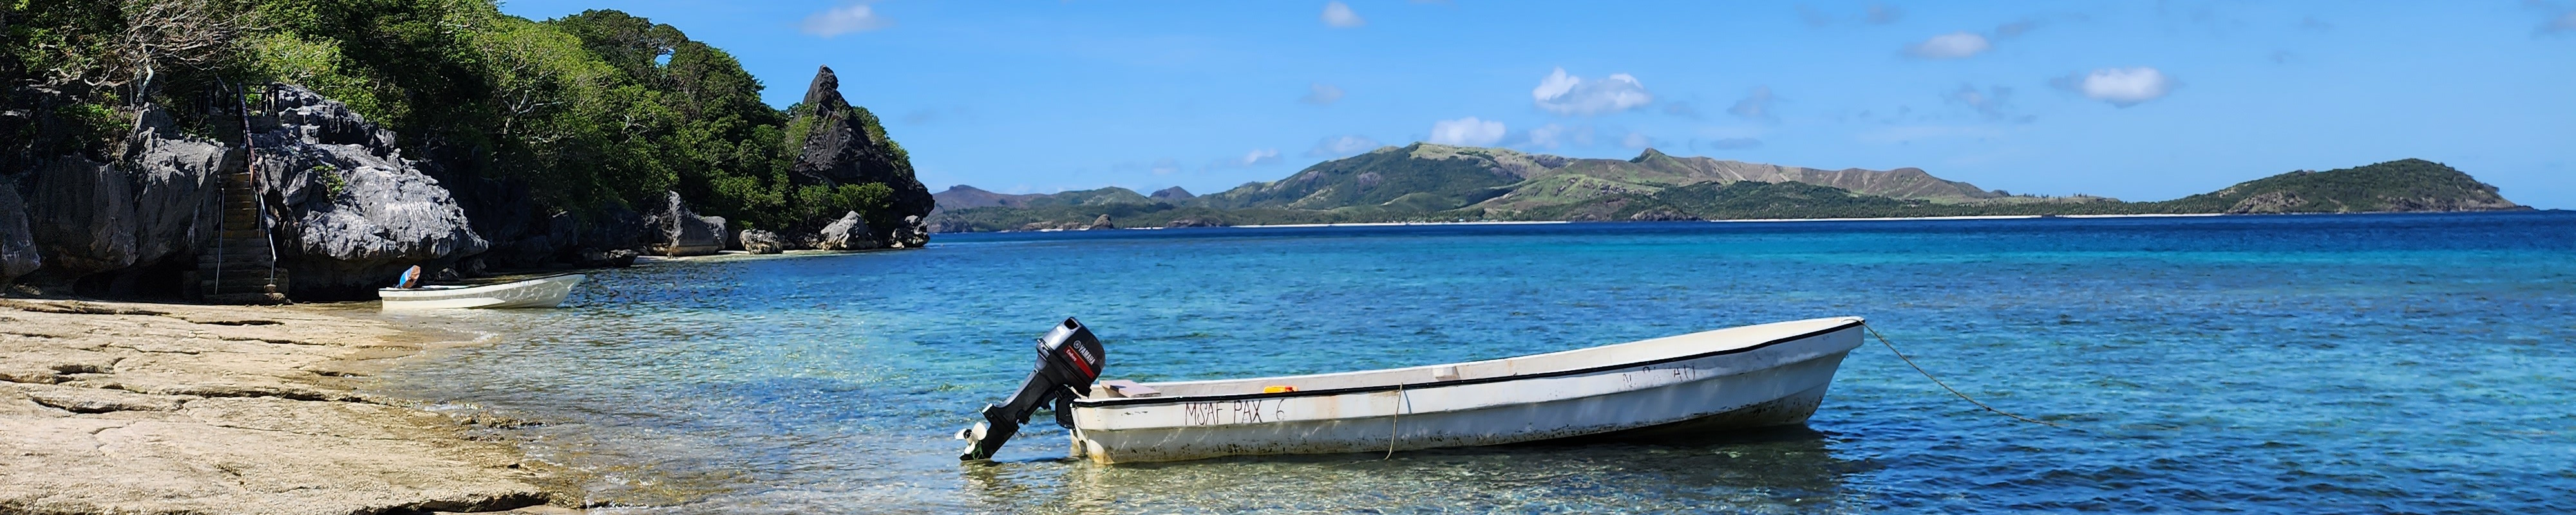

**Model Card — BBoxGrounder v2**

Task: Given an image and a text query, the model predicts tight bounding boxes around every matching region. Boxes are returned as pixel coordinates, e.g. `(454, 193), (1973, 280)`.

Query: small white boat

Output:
(377, 274), (585, 310)
(958, 317), (1868, 464)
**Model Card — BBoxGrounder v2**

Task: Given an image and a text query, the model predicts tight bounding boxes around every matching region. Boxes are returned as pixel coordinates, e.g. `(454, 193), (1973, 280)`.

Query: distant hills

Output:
(926, 144), (2526, 232)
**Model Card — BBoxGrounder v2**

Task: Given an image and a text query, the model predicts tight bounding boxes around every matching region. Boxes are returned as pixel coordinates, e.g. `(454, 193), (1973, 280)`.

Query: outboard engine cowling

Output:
(957, 317), (1106, 461)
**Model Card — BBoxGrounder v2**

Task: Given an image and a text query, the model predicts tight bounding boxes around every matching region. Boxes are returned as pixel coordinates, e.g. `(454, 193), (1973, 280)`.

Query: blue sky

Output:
(495, 1), (2576, 208)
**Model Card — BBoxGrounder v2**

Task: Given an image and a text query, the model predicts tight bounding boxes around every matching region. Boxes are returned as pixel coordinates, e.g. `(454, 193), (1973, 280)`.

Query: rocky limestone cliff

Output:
(250, 85), (488, 299)
(0, 186), (39, 284)
(788, 66), (933, 248)
(4, 71), (940, 297)
(13, 106), (227, 295)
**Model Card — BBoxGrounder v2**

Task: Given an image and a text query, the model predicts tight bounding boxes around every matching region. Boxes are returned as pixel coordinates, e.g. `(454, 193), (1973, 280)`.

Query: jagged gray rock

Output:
(18, 107), (228, 294)
(738, 229), (782, 254)
(1086, 214), (1115, 230)
(25, 157), (137, 277)
(122, 108), (229, 269)
(645, 192), (726, 256)
(0, 185), (41, 285)
(787, 66), (933, 245)
(254, 85), (488, 298)
(816, 211), (880, 251)
(889, 215), (926, 248)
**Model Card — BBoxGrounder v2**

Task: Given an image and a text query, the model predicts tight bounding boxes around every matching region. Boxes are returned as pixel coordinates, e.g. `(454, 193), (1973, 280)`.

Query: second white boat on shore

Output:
(378, 274), (586, 310)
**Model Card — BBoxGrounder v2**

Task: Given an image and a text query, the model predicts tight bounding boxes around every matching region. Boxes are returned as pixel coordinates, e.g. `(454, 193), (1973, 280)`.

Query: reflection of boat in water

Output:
(958, 317), (1868, 464)
(966, 424), (1867, 512)
(378, 274), (585, 310)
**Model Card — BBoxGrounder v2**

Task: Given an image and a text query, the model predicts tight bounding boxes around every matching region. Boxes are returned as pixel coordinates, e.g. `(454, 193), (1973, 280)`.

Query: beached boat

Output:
(377, 274), (585, 310)
(958, 316), (1868, 464)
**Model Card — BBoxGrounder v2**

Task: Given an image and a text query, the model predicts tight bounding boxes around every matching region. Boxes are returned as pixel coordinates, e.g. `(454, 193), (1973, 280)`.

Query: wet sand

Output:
(0, 299), (577, 515)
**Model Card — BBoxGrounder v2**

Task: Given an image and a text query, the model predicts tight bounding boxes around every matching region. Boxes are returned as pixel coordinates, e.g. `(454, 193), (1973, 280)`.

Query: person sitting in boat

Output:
(394, 265), (424, 289)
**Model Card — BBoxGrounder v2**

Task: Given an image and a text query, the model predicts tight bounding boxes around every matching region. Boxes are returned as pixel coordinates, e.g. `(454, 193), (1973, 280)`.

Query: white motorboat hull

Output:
(377, 274), (585, 310)
(1066, 317), (1867, 464)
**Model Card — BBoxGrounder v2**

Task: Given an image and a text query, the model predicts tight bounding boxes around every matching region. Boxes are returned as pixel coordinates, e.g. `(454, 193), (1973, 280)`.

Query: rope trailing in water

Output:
(1864, 323), (2061, 427)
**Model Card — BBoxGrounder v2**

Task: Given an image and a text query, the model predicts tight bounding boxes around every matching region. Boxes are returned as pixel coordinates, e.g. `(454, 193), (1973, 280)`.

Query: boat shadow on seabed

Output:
(960, 425), (1877, 512)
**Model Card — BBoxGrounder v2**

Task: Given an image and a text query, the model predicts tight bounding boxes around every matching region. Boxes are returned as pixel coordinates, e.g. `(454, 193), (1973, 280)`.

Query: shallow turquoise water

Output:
(379, 212), (2576, 513)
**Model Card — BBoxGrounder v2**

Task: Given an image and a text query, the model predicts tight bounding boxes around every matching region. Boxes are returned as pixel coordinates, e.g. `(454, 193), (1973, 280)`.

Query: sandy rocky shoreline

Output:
(0, 299), (579, 515)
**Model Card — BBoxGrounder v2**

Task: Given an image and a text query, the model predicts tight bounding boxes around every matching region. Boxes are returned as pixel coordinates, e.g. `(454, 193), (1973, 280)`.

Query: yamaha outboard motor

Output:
(957, 317), (1106, 461)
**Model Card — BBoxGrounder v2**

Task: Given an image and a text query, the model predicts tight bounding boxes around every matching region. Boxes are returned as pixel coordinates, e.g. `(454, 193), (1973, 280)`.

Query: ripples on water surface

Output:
(375, 212), (2576, 513)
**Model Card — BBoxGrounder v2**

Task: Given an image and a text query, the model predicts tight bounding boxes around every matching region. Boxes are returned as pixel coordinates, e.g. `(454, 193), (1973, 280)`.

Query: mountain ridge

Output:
(925, 147), (2524, 232)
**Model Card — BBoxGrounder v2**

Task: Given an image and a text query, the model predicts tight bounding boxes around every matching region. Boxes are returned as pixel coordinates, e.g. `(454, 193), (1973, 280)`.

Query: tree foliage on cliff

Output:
(2, 0), (903, 231)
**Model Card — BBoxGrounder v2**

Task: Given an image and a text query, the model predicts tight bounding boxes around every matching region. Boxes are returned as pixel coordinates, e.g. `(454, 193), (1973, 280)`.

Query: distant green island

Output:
(926, 144), (2529, 232)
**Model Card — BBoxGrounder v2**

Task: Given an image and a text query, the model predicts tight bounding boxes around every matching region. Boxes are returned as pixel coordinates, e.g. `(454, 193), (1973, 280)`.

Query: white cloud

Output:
(1200, 149), (1283, 173)
(1301, 83), (1345, 105)
(1307, 135), (1383, 157)
(1531, 68), (1653, 116)
(2056, 67), (2179, 107)
(1620, 131), (1654, 149)
(1429, 117), (1506, 146)
(1238, 148), (1281, 167)
(1728, 86), (1778, 120)
(800, 3), (891, 37)
(1908, 32), (1992, 59)
(1150, 158), (1181, 176)
(1322, 1), (1366, 28)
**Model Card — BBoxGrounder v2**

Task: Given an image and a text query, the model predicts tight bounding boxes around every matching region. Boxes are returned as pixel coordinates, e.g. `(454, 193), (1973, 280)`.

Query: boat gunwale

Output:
(1071, 317), (1865, 408)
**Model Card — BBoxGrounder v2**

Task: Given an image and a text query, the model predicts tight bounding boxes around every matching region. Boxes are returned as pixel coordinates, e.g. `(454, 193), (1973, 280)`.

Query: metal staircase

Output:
(191, 84), (287, 304)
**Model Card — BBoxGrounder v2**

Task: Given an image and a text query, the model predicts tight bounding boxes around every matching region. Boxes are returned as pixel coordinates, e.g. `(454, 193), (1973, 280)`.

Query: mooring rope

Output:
(1382, 382), (1406, 460)
(1864, 323), (2060, 427)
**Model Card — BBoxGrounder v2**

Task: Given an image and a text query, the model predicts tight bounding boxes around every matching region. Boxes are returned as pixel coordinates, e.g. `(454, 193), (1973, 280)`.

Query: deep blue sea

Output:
(377, 212), (2576, 514)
